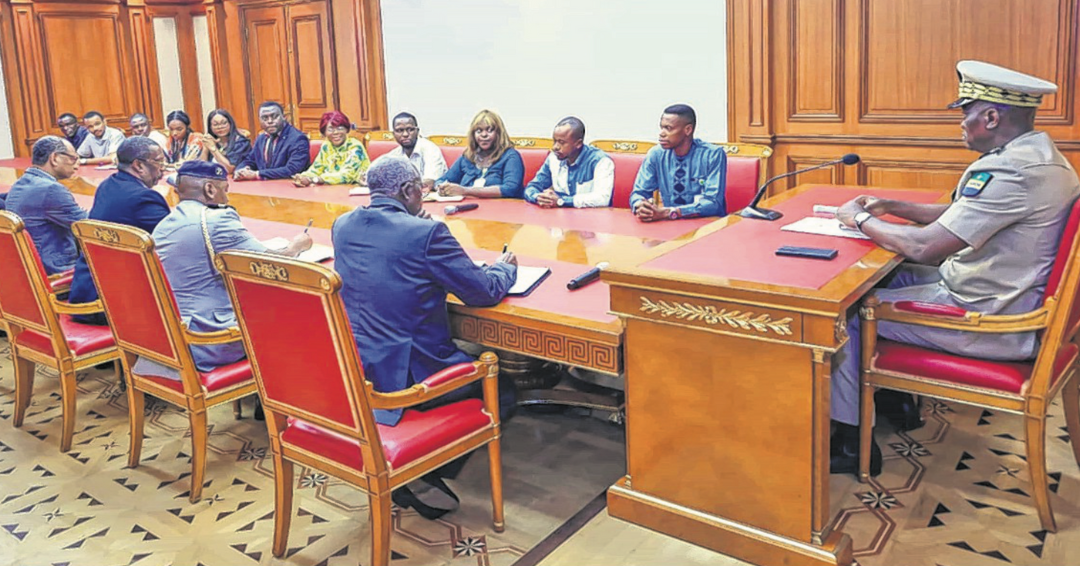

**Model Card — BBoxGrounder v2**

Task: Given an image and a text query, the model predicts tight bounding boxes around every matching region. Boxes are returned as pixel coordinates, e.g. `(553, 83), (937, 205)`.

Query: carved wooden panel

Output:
(858, 159), (969, 191)
(39, 12), (130, 122)
(10, 4), (49, 143)
(859, 0), (1072, 123)
(783, 156), (841, 191)
(788, 0), (842, 121)
(288, 1), (336, 134)
(450, 314), (621, 375)
(242, 5), (291, 122)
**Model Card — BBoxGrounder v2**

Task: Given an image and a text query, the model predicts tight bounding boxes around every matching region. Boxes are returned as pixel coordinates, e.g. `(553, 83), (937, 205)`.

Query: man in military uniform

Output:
(830, 60), (1080, 476)
(130, 161), (312, 389)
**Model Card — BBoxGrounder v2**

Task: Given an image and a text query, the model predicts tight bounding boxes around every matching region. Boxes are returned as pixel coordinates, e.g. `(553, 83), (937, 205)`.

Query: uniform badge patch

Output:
(961, 171), (993, 197)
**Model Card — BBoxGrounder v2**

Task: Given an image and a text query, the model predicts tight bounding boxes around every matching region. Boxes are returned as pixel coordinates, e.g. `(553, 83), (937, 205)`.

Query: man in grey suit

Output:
(131, 161), (312, 384)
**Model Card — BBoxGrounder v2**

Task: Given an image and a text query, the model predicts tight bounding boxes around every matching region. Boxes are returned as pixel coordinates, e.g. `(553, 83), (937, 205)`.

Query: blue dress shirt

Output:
(332, 196), (517, 425)
(524, 145), (615, 207)
(237, 122), (311, 180)
(132, 200), (268, 379)
(437, 148), (525, 198)
(629, 139), (728, 217)
(4, 167), (87, 274)
(69, 170), (170, 312)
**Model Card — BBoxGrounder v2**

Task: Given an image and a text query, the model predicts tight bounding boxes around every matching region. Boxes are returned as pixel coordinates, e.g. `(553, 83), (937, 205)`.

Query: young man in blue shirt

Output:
(525, 117), (615, 208)
(234, 101), (311, 181)
(4, 136), (86, 274)
(629, 104), (727, 221)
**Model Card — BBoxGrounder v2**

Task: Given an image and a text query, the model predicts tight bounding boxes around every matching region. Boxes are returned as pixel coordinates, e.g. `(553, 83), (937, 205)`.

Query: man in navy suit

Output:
(69, 137), (170, 324)
(234, 101), (310, 181)
(332, 156), (517, 517)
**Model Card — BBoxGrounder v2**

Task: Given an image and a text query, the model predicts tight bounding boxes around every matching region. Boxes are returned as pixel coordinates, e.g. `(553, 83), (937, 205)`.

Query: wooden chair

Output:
(0, 211), (119, 452)
(215, 251), (504, 566)
(858, 199), (1080, 532)
(72, 220), (258, 502)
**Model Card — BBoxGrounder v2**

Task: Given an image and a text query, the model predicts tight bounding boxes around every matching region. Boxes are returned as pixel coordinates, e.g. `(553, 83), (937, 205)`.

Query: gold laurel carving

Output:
(514, 139), (536, 147)
(249, 261), (289, 282)
(94, 227), (120, 243)
(639, 297), (793, 336)
(442, 136), (463, 145)
(611, 142), (638, 151)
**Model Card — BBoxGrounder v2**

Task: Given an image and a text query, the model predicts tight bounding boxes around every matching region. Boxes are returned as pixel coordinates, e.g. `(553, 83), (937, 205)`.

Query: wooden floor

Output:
(1, 332), (1079, 566)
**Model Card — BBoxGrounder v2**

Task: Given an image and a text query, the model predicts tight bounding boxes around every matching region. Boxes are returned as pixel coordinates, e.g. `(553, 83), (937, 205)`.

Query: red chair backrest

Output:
(1043, 198), (1080, 338)
(367, 140), (397, 161)
(725, 156), (761, 213)
(217, 252), (384, 459)
(610, 152), (648, 209)
(73, 221), (186, 368)
(308, 140), (323, 164)
(518, 148), (550, 184)
(440, 146), (466, 169)
(0, 211), (51, 333)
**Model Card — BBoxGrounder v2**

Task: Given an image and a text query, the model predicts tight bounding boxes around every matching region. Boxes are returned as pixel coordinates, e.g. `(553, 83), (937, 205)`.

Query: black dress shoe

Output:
(392, 486), (453, 520)
(253, 401), (265, 422)
(876, 390), (924, 431)
(831, 437), (883, 477)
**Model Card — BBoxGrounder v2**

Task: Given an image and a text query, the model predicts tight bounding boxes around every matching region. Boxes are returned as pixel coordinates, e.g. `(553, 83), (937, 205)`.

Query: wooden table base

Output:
(608, 477), (852, 566)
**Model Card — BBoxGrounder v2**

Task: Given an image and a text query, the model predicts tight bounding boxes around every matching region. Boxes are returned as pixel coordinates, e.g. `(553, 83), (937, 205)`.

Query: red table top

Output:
(642, 186), (945, 290)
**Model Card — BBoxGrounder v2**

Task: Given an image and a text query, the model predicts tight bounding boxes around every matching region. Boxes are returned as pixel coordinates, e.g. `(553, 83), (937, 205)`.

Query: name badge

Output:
(961, 172), (993, 197)
(472, 177), (487, 188)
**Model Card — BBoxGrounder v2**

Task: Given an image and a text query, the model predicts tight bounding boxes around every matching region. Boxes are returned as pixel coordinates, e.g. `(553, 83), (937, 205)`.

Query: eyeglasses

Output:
(393, 127), (418, 135)
(325, 126), (350, 134)
(139, 157), (167, 169)
(57, 152), (79, 162)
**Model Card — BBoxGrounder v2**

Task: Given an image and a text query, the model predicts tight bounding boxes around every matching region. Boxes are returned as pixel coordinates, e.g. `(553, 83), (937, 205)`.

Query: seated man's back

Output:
(332, 157), (516, 425)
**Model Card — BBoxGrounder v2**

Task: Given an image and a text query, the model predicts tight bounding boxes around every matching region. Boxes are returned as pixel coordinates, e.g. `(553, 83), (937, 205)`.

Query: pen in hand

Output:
(304, 218), (314, 234)
(502, 243), (508, 254)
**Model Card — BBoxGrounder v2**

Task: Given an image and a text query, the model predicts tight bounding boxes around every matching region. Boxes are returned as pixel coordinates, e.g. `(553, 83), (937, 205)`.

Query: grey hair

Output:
(366, 156), (420, 197)
(31, 136), (70, 167)
(116, 136), (159, 168)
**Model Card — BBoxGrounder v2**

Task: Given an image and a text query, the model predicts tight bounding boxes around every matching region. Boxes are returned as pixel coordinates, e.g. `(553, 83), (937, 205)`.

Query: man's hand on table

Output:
(633, 200), (670, 222)
(234, 168), (259, 181)
(536, 189), (561, 208)
(836, 198), (867, 228)
(438, 183), (467, 197)
(293, 174), (315, 187)
(285, 232), (314, 257)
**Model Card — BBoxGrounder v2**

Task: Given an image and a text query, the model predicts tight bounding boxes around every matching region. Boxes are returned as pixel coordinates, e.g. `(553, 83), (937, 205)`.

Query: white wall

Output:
(153, 17), (186, 119)
(0, 49), (14, 159)
(192, 15), (218, 116)
(381, 0), (727, 142)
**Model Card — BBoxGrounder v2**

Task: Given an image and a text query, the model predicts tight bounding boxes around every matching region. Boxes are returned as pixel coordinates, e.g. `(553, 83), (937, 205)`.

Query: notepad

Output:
(260, 238), (335, 263)
(780, 217), (870, 240)
(508, 265), (552, 296)
(349, 186), (370, 196)
(94, 165), (118, 171)
(423, 193), (465, 203)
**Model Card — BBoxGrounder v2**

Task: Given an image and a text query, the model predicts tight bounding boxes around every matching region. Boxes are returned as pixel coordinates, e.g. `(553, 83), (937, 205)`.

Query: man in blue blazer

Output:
(234, 101), (310, 181)
(332, 156), (517, 517)
(69, 137), (170, 324)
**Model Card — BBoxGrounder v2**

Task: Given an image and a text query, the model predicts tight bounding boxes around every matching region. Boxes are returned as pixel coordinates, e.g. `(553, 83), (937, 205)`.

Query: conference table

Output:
(0, 158), (948, 566)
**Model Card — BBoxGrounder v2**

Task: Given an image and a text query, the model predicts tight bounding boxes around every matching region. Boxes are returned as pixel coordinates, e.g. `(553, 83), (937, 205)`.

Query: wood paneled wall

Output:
(727, 0), (1080, 194)
(0, 0), (388, 157)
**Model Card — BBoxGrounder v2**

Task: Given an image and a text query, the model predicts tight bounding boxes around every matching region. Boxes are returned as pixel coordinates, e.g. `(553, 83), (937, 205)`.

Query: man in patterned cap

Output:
(829, 61), (1080, 476)
(131, 161), (312, 390)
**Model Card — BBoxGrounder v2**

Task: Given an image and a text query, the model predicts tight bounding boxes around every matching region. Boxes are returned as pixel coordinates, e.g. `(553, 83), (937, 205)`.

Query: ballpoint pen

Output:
(304, 218), (314, 233)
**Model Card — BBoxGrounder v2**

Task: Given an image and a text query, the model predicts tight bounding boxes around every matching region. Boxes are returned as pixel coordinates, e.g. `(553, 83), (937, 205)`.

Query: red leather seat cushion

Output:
(440, 146), (466, 168)
(309, 140), (324, 164)
(366, 140), (398, 161)
(874, 340), (1078, 394)
(281, 398), (492, 471)
(15, 315), (115, 357)
(518, 148), (550, 183)
(139, 359), (253, 393)
(610, 152), (648, 209)
(724, 156), (761, 213)
(49, 270), (74, 292)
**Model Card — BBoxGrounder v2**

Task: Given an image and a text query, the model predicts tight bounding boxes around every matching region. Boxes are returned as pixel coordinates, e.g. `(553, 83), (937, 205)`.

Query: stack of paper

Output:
(780, 217), (870, 240)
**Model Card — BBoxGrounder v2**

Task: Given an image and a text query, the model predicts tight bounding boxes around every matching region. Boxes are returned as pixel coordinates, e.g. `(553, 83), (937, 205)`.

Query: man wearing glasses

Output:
(385, 112), (447, 190)
(4, 136), (87, 274)
(68, 137), (170, 325)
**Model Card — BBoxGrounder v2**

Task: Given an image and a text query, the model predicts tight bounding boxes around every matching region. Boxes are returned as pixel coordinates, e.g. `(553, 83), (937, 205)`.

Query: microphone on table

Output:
(567, 262), (609, 290)
(444, 203), (480, 215)
(738, 153), (861, 221)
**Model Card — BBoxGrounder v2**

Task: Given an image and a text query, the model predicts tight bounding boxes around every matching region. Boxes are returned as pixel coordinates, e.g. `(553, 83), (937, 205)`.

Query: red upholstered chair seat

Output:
(49, 269), (74, 292)
(309, 140), (324, 164)
(610, 152), (648, 209)
(281, 398), (493, 471)
(15, 314), (115, 356)
(518, 148), (550, 184)
(724, 156), (762, 213)
(140, 359), (254, 393)
(874, 339), (1078, 394)
(366, 140), (398, 161)
(440, 146), (466, 170)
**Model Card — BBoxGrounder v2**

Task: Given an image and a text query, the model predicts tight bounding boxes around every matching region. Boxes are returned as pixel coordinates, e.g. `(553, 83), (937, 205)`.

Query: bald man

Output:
(130, 161), (311, 385)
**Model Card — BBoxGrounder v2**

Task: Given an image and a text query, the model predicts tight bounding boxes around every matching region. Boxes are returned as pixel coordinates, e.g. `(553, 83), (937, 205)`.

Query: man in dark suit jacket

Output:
(234, 101), (310, 181)
(332, 156), (517, 518)
(69, 137), (169, 324)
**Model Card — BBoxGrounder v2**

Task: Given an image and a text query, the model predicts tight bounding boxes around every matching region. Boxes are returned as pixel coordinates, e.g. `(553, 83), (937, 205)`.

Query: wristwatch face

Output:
(855, 212), (872, 227)
(668, 209), (679, 220)
(556, 198), (565, 207)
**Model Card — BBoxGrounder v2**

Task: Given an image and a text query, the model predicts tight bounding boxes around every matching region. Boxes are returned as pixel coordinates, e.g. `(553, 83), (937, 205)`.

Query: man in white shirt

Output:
(129, 113), (169, 150)
(77, 111), (126, 165)
(385, 112), (447, 190)
(524, 117), (615, 208)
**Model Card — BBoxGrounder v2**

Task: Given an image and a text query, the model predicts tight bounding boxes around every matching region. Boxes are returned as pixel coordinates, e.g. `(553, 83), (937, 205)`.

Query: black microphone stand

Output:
(738, 158), (848, 221)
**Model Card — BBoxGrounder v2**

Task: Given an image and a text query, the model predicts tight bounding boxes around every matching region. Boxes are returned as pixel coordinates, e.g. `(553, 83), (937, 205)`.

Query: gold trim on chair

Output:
(591, 139), (656, 154)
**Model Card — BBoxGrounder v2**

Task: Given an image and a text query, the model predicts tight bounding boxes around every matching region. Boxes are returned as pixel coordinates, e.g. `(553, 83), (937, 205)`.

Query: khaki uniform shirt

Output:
(937, 130), (1080, 313)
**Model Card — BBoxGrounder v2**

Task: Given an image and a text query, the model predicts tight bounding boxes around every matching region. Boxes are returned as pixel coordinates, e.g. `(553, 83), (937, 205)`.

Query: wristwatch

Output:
(668, 208), (682, 220)
(854, 211), (873, 230)
(556, 197), (566, 207)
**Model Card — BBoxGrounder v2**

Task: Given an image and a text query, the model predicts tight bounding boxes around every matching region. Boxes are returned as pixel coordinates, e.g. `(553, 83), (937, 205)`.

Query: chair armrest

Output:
(50, 297), (104, 316)
(183, 325), (243, 345)
(370, 360), (493, 411)
(48, 269), (75, 293)
(865, 297), (1051, 333)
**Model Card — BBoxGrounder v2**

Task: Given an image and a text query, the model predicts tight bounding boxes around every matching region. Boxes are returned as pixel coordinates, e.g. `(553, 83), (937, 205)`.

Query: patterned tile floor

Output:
(0, 337), (626, 566)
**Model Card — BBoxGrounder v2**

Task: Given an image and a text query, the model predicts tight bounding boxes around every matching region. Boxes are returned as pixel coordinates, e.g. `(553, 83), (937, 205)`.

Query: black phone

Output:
(775, 246), (838, 260)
